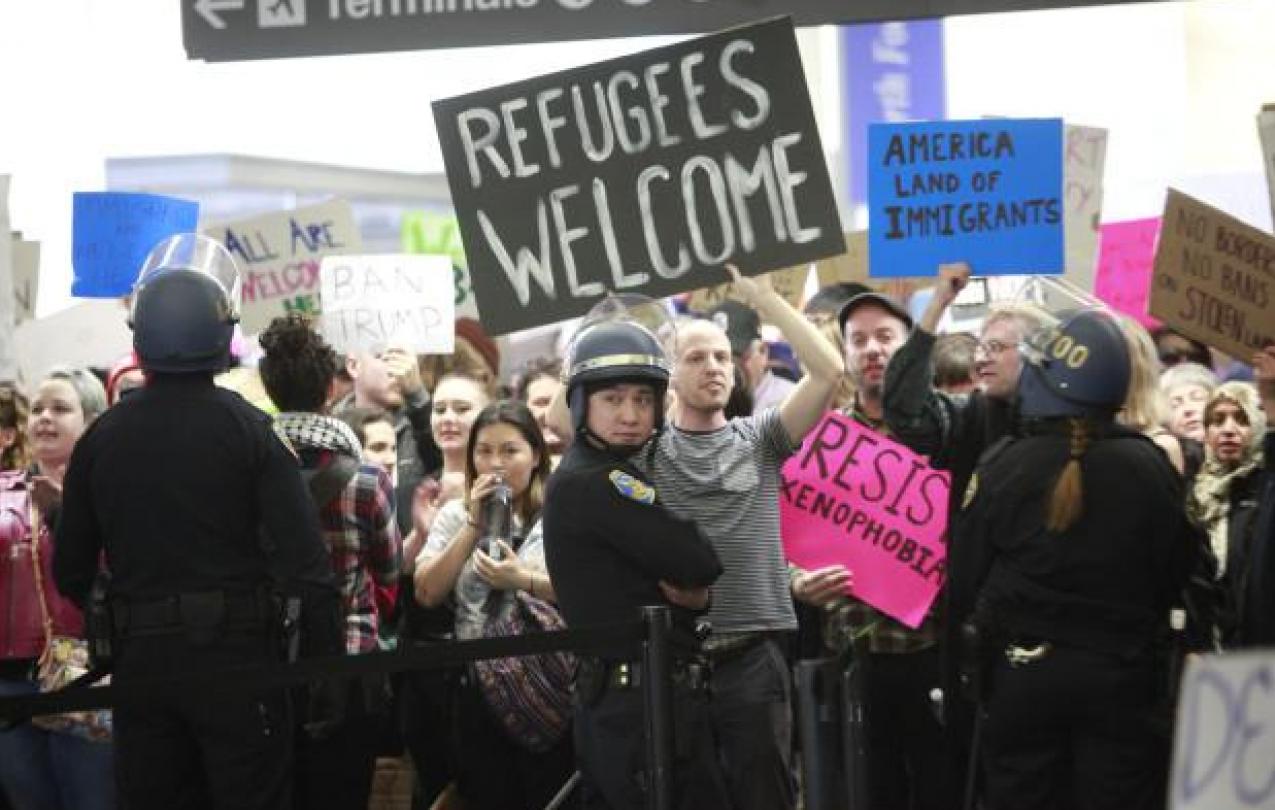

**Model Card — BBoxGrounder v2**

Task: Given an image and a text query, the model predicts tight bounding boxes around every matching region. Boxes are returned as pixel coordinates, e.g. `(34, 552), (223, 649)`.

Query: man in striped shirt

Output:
(638, 265), (845, 810)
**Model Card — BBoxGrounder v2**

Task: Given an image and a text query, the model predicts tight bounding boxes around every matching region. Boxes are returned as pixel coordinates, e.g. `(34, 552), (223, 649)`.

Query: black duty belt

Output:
(113, 590), (274, 638)
(601, 660), (710, 692)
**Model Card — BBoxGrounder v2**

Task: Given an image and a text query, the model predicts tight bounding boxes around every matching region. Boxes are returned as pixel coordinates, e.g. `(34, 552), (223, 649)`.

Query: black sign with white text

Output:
(433, 17), (844, 335)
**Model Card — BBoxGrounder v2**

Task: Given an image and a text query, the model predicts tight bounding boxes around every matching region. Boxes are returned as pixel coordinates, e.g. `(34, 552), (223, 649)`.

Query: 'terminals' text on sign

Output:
(867, 117), (1064, 278)
(780, 412), (950, 629)
(319, 254), (456, 355)
(206, 200), (363, 334)
(1149, 190), (1274, 361)
(433, 16), (845, 335)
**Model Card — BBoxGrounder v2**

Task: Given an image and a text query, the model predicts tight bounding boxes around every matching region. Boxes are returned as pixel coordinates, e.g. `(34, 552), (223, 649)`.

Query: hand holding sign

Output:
(382, 347), (425, 399)
(725, 262), (772, 308)
(791, 565), (854, 607)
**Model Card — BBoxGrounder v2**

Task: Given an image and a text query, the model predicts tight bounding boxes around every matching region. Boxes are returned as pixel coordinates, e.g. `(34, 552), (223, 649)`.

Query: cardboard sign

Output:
(684, 264), (809, 313)
(1170, 651), (1275, 810)
(1062, 125), (1108, 291)
(1149, 190), (1275, 361)
(319, 254), (455, 356)
(71, 192), (199, 298)
(1094, 218), (1161, 328)
(867, 118), (1064, 278)
(401, 211), (479, 319)
(814, 231), (870, 288)
(207, 200), (363, 334)
(780, 412), (950, 628)
(13, 300), (133, 386)
(11, 239), (39, 326)
(433, 17), (845, 336)
(1260, 105), (1275, 231)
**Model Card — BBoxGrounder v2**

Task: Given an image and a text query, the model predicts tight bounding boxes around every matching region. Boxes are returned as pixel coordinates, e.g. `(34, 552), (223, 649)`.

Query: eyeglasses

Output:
(975, 340), (1015, 357)
(1158, 350), (1194, 366)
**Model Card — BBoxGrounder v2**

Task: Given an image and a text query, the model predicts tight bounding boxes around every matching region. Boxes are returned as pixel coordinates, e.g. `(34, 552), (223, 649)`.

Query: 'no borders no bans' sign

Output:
(433, 16), (845, 335)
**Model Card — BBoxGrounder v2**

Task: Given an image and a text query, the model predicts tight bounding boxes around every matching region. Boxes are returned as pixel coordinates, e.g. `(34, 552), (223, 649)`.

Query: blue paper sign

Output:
(867, 118), (1064, 277)
(71, 192), (200, 297)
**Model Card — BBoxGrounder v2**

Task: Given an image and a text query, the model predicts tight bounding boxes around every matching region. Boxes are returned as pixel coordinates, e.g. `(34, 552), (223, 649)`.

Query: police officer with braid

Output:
(952, 304), (1201, 810)
(543, 314), (729, 810)
(54, 234), (341, 810)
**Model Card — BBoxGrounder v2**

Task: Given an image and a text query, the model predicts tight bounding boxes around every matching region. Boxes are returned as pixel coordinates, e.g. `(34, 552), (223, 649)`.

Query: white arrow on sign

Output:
(195, 0), (246, 29)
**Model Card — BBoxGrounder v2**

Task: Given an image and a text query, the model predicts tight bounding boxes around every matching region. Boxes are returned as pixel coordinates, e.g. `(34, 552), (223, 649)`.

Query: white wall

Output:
(2, 0), (1273, 320)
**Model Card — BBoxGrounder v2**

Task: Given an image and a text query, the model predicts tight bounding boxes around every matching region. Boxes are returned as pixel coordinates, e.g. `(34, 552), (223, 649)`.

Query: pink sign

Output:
(781, 413), (950, 628)
(1095, 218), (1162, 328)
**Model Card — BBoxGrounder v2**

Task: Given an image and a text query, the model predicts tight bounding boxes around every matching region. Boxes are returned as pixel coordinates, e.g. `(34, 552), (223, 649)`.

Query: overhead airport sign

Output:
(182, 0), (1173, 63)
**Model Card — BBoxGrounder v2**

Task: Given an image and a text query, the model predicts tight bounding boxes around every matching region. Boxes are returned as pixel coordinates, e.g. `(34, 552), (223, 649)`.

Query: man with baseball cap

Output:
(707, 300), (795, 415)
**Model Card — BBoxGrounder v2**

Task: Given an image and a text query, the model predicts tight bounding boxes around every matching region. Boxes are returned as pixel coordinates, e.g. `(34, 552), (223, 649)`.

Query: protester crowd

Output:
(1, 249), (1273, 810)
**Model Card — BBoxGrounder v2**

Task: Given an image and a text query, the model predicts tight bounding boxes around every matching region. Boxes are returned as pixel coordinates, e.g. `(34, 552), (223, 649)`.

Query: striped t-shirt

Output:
(637, 408), (799, 634)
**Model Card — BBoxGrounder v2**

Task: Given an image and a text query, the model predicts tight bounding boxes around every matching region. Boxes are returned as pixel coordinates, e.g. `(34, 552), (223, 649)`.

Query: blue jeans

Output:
(0, 677), (116, 810)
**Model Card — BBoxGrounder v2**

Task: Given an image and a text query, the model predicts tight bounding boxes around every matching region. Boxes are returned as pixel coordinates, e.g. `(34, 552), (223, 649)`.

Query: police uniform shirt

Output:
(543, 440), (721, 647)
(54, 375), (331, 605)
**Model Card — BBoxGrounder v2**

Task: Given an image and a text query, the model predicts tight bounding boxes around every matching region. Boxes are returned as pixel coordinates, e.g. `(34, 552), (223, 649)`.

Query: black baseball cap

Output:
(706, 301), (762, 357)
(837, 291), (914, 336)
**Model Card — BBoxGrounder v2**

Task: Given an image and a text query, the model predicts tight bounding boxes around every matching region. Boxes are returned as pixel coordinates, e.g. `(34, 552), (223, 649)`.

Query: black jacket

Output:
(543, 439), (721, 657)
(54, 374), (335, 615)
(1241, 430), (1275, 646)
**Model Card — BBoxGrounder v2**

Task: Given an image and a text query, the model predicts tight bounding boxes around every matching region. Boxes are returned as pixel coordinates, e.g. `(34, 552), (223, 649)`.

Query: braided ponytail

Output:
(1046, 418), (1090, 532)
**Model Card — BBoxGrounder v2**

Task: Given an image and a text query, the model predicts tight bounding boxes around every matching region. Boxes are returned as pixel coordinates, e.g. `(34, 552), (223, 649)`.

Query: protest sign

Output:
(433, 16), (845, 336)
(13, 300), (133, 386)
(1170, 651), (1275, 810)
(207, 200), (362, 334)
(401, 211), (479, 319)
(1062, 125), (1108, 291)
(1260, 105), (1275, 230)
(814, 231), (869, 288)
(781, 412), (950, 628)
(11, 239), (39, 326)
(1094, 218), (1160, 328)
(0, 179), (12, 379)
(320, 254), (455, 356)
(867, 118), (1064, 278)
(71, 192), (200, 298)
(1149, 190), (1274, 361)
(685, 264), (809, 313)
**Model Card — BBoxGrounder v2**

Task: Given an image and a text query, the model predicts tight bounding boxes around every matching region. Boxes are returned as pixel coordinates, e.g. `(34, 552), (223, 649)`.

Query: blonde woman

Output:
(1117, 317), (1185, 473)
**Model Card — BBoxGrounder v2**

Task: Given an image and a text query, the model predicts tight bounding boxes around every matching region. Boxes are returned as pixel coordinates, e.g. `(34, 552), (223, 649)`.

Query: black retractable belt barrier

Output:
(0, 608), (678, 810)
(793, 650), (871, 810)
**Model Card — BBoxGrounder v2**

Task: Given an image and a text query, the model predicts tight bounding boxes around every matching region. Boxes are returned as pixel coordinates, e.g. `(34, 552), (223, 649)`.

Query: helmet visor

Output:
(133, 233), (242, 321)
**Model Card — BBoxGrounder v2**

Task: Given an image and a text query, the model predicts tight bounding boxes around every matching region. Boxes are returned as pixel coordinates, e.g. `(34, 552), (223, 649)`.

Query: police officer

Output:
(953, 306), (1201, 810)
(53, 234), (341, 810)
(543, 317), (729, 810)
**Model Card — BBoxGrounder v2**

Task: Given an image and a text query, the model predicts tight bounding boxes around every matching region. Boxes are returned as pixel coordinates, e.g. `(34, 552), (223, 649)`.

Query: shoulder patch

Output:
(609, 470), (656, 505)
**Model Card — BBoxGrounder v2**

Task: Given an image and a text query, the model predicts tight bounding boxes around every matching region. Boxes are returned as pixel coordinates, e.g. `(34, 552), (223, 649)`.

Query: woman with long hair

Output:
(1117, 316), (1185, 474)
(0, 367), (114, 810)
(413, 400), (574, 810)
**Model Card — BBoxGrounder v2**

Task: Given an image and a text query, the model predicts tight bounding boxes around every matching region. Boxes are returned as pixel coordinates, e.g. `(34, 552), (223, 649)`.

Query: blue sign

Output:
(72, 192), (200, 297)
(842, 21), (947, 212)
(867, 118), (1064, 277)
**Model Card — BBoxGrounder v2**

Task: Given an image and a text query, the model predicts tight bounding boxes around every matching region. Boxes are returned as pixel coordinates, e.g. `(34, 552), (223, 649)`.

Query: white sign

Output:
(1171, 651), (1275, 810)
(205, 199), (363, 335)
(13, 300), (133, 386)
(12, 239), (39, 326)
(1259, 105), (1275, 232)
(319, 254), (455, 356)
(0, 178), (14, 380)
(1063, 124), (1108, 291)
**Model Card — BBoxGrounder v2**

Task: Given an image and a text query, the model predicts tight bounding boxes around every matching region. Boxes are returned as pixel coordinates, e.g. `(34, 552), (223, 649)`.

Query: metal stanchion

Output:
(640, 606), (674, 810)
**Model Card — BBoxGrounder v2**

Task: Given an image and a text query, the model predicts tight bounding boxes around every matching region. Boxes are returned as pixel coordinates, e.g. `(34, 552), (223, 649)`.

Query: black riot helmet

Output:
(129, 234), (241, 374)
(565, 298), (673, 454)
(1017, 308), (1131, 420)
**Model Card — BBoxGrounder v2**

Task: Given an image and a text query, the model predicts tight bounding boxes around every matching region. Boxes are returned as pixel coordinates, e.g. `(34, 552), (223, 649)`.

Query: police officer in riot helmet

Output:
(951, 305), (1201, 810)
(544, 312), (730, 810)
(54, 234), (341, 810)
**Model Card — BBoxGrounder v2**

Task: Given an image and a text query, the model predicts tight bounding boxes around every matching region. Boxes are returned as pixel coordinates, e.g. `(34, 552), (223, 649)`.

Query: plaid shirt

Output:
(305, 448), (402, 654)
(817, 402), (940, 655)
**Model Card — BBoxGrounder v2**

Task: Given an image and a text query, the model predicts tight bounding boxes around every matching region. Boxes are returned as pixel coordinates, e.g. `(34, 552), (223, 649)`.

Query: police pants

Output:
(981, 645), (1169, 810)
(862, 647), (952, 810)
(573, 682), (728, 810)
(112, 629), (292, 810)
